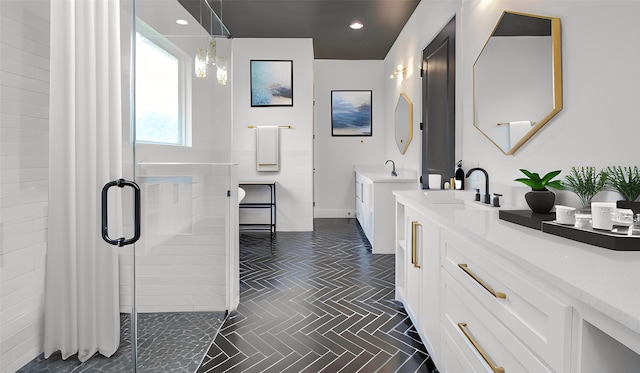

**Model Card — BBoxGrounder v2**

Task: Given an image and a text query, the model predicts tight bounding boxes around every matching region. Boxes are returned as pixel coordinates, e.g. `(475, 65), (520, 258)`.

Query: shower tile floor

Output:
(197, 219), (437, 373)
(18, 218), (437, 372)
(17, 311), (225, 373)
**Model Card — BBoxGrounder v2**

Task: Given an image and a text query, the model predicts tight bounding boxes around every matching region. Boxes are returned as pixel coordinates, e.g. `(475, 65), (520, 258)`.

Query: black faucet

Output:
(385, 160), (397, 176)
(466, 167), (491, 204)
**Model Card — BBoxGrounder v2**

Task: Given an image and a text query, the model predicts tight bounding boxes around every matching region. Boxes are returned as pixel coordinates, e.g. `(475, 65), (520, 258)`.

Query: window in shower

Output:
(135, 21), (189, 146)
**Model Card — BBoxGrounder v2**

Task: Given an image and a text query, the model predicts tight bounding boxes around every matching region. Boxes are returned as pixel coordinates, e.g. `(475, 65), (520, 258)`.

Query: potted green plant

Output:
(515, 169), (564, 213)
(605, 165), (640, 214)
(563, 166), (607, 208)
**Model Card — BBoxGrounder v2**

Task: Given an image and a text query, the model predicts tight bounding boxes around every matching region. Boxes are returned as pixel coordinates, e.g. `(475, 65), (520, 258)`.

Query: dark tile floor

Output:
(198, 218), (437, 373)
(18, 218), (436, 373)
(17, 311), (225, 372)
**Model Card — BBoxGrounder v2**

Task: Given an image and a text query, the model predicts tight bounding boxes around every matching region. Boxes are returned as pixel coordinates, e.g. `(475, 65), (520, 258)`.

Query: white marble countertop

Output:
(354, 166), (418, 183)
(393, 190), (640, 335)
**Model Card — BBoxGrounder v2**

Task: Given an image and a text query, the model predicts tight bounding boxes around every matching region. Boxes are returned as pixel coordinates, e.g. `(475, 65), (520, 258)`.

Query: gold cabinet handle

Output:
(458, 263), (506, 299)
(411, 221), (421, 269)
(458, 323), (505, 373)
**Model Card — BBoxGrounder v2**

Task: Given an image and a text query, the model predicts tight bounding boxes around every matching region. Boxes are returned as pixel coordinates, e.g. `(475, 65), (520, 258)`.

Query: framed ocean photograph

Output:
(331, 90), (372, 136)
(250, 60), (293, 107)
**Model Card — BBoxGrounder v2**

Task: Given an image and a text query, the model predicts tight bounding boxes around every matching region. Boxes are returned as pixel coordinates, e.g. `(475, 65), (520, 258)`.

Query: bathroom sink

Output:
(462, 200), (497, 210)
(423, 190), (497, 210)
(423, 190), (464, 203)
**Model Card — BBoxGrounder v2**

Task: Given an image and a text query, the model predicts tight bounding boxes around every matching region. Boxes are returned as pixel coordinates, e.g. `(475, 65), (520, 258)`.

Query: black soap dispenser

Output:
(455, 161), (465, 190)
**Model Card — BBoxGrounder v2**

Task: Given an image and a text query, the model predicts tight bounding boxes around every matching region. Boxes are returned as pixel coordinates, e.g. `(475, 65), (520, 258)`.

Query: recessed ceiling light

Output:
(350, 22), (364, 30)
(176, 19), (188, 25)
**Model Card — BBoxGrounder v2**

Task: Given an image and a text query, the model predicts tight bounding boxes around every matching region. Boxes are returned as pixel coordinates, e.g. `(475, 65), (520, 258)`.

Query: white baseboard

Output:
(314, 209), (355, 218)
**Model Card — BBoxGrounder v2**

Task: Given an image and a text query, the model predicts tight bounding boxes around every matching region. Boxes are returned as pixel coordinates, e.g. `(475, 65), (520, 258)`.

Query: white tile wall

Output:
(0, 1), (50, 371)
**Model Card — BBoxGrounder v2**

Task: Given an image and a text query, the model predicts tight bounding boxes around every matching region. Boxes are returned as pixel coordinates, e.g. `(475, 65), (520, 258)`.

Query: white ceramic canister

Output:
(591, 202), (617, 230)
(555, 205), (576, 225)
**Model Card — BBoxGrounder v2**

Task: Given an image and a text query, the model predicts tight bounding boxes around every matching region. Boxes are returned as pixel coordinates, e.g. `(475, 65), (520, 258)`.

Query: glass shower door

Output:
(126, 0), (234, 372)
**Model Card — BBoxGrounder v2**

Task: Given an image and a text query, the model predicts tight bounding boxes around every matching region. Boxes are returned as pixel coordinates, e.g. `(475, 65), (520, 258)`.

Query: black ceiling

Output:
(179, 0), (421, 60)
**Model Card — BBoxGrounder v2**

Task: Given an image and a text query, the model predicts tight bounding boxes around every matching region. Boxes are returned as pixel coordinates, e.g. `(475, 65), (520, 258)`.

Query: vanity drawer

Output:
(440, 324), (478, 373)
(442, 270), (551, 372)
(441, 230), (571, 372)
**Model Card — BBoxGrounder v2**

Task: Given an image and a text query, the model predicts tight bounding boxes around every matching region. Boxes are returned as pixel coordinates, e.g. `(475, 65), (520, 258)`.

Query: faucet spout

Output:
(385, 160), (397, 176)
(466, 167), (491, 204)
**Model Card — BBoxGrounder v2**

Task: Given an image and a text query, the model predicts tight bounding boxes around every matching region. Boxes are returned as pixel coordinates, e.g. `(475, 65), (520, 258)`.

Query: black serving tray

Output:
(498, 209), (556, 230)
(541, 221), (640, 251)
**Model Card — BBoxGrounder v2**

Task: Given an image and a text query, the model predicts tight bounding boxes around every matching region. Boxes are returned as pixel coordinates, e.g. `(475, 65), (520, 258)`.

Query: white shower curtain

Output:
(44, 0), (124, 362)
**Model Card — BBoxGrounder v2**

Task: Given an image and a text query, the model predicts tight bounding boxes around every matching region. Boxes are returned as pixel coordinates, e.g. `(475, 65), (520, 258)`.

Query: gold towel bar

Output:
(248, 125), (292, 129)
(496, 121), (536, 126)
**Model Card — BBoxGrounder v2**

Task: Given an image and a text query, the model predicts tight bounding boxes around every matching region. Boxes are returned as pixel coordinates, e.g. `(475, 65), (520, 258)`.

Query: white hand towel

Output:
(257, 126), (279, 171)
(508, 121), (531, 149)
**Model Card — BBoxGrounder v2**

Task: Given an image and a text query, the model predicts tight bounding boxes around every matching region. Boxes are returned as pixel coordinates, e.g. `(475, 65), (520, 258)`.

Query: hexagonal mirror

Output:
(395, 93), (413, 154)
(473, 11), (562, 155)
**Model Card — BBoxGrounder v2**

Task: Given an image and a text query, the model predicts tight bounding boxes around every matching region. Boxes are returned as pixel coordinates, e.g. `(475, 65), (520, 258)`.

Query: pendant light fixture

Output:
(195, 0), (207, 78)
(194, 0), (229, 85)
(214, 0), (227, 85)
(195, 48), (208, 78)
(206, 2), (218, 67)
(216, 56), (227, 85)
(207, 37), (217, 66)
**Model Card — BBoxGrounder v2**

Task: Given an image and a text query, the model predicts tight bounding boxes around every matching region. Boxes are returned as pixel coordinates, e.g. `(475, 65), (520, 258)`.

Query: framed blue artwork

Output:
(250, 60), (293, 107)
(331, 90), (372, 136)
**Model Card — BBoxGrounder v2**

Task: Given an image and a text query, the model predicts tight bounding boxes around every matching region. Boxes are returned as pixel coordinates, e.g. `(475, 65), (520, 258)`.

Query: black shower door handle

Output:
(101, 178), (141, 247)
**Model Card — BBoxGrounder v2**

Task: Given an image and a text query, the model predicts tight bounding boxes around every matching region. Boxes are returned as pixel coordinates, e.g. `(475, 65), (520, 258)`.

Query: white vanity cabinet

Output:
(396, 204), (442, 359)
(401, 207), (422, 325)
(354, 173), (372, 243)
(354, 168), (417, 254)
(440, 229), (571, 372)
(393, 190), (640, 373)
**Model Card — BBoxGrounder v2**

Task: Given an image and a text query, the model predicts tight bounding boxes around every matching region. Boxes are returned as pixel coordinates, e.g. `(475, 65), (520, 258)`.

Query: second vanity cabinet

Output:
(394, 190), (640, 373)
(355, 168), (417, 254)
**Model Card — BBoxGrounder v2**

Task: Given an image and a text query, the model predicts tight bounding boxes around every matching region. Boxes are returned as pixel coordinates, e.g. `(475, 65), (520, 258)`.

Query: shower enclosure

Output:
(105, 0), (237, 371)
(0, 0), (237, 371)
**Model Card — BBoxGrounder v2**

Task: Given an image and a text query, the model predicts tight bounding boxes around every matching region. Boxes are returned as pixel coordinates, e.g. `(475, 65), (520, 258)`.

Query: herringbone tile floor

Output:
(197, 218), (438, 373)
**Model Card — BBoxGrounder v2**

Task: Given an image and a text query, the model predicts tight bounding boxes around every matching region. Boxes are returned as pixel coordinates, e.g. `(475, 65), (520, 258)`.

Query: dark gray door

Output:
(421, 16), (455, 189)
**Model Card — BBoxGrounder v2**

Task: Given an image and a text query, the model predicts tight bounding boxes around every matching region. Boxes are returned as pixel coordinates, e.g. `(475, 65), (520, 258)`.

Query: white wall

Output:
(0, 2), (50, 371)
(232, 38), (314, 231)
(313, 60), (387, 218)
(384, 0), (640, 208)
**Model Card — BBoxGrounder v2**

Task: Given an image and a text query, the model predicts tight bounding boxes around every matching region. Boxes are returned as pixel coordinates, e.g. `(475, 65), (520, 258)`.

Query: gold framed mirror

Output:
(395, 93), (413, 154)
(473, 11), (562, 155)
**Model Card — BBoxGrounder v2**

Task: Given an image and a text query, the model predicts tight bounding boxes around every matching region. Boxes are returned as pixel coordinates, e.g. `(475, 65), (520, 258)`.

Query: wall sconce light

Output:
(389, 64), (406, 79)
